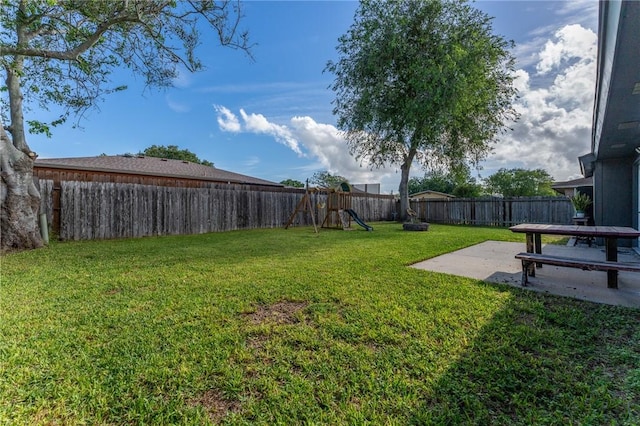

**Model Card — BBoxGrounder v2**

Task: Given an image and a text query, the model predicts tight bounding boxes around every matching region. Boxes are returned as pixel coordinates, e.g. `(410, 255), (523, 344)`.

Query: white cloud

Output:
(239, 109), (303, 156)
(199, 81), (313, 94)
(512, 69), (530, 93)
(213, 105), (241, 133)
(485, 24), (597, 181)
(243, 156), (260, 167)
(288, 116), (397, 187)
(166, 95), (190, 113)
(512, 1), (598, 75)
(536, 24), (597, 74)
(214, 106), (305, 157)
(213, 106), (400, 191)
(555, 0), (599, 27)
(172, 66), (192, 89)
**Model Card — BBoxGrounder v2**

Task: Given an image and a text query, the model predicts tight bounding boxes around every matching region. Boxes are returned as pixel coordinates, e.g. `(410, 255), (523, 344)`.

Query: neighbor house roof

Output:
(551, 176), (593, 190)
(409, 190), (456, 198)
(35, 155), (282, 187)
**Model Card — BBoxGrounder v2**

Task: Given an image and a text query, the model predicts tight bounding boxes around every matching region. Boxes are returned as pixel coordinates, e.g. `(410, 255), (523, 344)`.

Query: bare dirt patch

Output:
(189, 389), (240, 423)
(245, 301), (309, 325)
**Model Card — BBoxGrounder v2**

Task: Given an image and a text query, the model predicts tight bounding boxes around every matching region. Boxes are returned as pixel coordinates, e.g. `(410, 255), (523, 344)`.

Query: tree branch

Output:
(21, 7), (63, 40)
(1, 9), (143, 61)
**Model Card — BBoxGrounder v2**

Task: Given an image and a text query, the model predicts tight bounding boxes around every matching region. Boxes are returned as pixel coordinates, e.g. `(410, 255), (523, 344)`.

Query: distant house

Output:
(552, 176), (594, 225)
(34, 155), (282, 188)
(410, 190), (455, 200)
(352, 183), (381, 194)
(551, 177), (593, 198)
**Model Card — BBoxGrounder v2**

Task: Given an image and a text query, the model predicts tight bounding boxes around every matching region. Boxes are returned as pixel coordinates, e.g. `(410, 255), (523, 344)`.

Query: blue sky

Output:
(28, 1), (599, 193)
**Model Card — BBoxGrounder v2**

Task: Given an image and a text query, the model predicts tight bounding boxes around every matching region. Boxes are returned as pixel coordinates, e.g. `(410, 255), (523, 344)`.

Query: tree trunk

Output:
(398, 147), (417, 222)
(1, 44), (43, 252)
(0, 130), (43, 253)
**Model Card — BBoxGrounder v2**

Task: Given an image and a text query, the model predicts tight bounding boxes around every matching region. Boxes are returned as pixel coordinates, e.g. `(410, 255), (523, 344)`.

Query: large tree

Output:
(0, 1), (250, 252)
(326, 0), (518, 219)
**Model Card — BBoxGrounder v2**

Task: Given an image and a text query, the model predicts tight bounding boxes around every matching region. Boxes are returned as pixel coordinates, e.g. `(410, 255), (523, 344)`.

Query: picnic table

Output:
(509, 224), (640, 288)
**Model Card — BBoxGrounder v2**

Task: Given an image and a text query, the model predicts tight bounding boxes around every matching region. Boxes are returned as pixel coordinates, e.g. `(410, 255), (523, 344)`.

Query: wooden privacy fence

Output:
(37, 179), (573, 241)
(37, 180), (396, 241)
(409, 196), (574, 226)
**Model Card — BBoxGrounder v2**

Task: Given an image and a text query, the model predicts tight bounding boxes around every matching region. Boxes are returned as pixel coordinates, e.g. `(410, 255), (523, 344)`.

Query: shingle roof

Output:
(409, 190), (456, 198)
(551, 176), (593, 189)
(35, 155), (282, 187)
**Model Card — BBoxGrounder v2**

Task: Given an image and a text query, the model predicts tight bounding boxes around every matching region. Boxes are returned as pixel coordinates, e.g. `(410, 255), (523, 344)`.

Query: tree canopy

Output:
(451, 181), (484, 198)
(485, 168), (556, 197)
(310, 171), (348, 189)
(408, 171), (456, 195)
(409, 170), (484, 198)
(139, 145), (213, 167)
(280, 179), (305, 188)
(326, 0), (518, 218)
(0, 0), (251, 252)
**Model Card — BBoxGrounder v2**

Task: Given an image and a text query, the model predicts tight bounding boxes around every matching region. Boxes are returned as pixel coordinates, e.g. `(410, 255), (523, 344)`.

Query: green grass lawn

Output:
(1, 223), (639, 425)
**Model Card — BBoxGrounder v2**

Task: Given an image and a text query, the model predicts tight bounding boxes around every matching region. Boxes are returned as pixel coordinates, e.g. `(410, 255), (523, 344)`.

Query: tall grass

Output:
(1, 223), (638, 425)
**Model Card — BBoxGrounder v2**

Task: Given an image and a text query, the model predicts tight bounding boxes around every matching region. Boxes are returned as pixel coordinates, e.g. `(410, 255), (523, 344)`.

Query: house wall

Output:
(554, 187), (592, 198)
(634, 158), (640, 231)
(594, 157), (635, 227)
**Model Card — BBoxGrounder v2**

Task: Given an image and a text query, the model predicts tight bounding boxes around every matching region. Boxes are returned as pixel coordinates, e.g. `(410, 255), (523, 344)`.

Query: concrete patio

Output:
(411, 240), (640, 309)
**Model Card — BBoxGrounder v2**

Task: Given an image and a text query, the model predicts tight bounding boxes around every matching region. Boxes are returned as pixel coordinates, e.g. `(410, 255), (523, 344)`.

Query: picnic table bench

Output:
(509, 224), (640, 289)
(514, 252), (640, 286)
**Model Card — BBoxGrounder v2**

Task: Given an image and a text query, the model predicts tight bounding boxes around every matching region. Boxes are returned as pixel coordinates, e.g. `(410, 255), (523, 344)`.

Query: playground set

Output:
(284, 181), (373, 233)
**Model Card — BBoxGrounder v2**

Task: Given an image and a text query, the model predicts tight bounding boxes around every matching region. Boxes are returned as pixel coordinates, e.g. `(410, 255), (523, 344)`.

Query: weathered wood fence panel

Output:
(37, 178), (54, 227)
(410, 196), (573, 226)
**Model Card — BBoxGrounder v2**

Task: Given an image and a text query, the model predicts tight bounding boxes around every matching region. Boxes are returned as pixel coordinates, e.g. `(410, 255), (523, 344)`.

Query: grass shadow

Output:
(407, 285), (640, 425)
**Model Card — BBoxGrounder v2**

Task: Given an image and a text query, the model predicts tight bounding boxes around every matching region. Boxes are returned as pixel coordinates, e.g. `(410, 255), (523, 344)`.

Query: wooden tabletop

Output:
(509, 224), (640, 239)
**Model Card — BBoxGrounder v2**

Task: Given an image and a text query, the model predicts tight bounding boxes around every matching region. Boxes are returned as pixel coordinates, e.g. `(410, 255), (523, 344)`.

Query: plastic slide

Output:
(345, 209), (373, 231)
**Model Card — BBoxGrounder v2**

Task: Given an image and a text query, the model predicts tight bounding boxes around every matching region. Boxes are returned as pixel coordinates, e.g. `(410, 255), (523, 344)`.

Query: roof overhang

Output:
(592, 1), (640, 161)
(579, 153), (596, 177)
(551, 176), (593, 190)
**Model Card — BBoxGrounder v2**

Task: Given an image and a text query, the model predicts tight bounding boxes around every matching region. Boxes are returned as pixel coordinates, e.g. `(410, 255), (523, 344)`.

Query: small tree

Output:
(485, 168), (555, 197)
(408, 171), (455, 195)
(409, 169), (483, 197)
(140, 145), (213, 167)
(280, 179), (305, 188)
(452, 181), (484, 198)
(0, 1), (250, 252)
(310, 171), (348, 189)
(326, 0), (518, 219)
